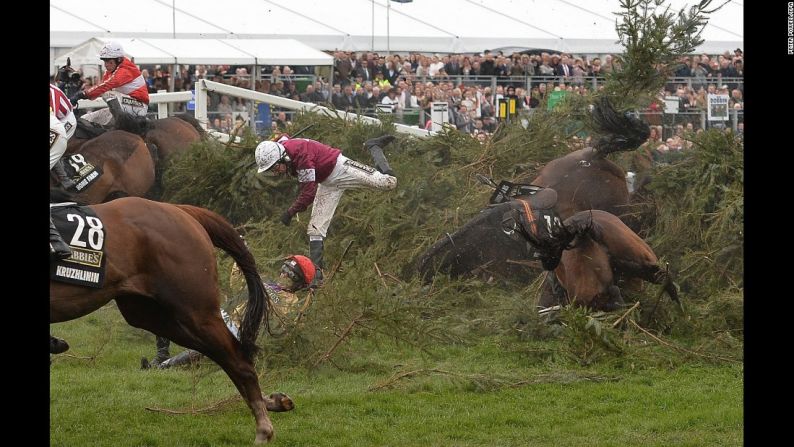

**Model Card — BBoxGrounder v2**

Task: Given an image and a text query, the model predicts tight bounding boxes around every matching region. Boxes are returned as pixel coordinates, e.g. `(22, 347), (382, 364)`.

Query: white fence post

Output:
(194, 79), (209, 130)
(157, 90), (168, 119)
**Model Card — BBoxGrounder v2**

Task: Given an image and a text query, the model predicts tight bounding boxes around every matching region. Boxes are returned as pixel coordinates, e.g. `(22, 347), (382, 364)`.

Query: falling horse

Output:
(50, 195), (292, 443)
(414, 96), (650, 284)
(52, 130), (156, 204)
(503, 198), (679, 311)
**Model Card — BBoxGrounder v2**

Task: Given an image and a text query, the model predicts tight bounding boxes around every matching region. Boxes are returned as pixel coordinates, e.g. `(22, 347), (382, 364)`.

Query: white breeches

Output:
(50, 114), (67, 170)
(61, 111), (76, 140)
(81, 91), (148, 125)
(307, 154), (396, 239)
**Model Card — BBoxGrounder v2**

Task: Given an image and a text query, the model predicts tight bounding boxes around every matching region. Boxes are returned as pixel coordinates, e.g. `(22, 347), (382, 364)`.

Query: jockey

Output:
(141, 255), (317, 369)
(49, 84), (77, 190)
(254, 134), (397, 288)
(72, 42), (149, 126)
(49, 108), (72, 260)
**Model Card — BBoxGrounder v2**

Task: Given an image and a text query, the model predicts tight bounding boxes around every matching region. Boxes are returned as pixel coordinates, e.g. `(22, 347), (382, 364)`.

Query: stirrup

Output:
(61, 177), (77, 190)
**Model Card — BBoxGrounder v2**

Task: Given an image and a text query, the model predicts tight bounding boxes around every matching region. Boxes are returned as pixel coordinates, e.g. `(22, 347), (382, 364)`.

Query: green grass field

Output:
(51, 302), (742, 447)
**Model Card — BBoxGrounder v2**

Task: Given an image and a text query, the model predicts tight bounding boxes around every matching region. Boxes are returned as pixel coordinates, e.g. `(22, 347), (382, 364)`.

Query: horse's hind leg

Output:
(115, 297), (276, 444)
(179, 316), (276, 444)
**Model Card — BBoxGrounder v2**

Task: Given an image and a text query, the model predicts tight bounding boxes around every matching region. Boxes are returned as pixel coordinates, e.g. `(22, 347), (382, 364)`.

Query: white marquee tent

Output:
(52, 37), (334, 75)
(50, 0), (743, 67)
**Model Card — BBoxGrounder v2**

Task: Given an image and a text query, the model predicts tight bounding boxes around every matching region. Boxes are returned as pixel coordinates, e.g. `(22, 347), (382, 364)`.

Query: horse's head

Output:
(501, 188), (576, 271)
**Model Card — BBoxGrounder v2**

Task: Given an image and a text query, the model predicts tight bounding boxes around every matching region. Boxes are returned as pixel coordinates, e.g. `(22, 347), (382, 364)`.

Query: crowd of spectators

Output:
(57, 47), (743, 141)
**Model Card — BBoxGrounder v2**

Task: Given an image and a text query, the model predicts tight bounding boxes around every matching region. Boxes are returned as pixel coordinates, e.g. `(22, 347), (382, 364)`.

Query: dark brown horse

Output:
(50, 196), (292, 443)
(52, 130), (156, 204)
(504, 202), (679, 311)
(143, 114), (204, 162)
(67, 114), (203, 163)
(413, 96), (649, 284)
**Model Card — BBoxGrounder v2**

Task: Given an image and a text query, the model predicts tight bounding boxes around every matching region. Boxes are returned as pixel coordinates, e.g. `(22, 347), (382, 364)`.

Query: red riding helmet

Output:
(280, 255), (316, 290)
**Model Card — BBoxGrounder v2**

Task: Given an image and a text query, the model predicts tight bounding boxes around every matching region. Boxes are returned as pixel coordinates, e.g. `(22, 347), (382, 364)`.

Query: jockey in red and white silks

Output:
(50, 108), (67, 170)
(50, 83), (76, 140)
(79, 42), (149, 125)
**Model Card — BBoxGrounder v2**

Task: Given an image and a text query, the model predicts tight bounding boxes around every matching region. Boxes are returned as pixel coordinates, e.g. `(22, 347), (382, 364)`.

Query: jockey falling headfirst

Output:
(254, 134), (398, 288)
(71, 41), (149, 126)
(49, 83), (77, 190)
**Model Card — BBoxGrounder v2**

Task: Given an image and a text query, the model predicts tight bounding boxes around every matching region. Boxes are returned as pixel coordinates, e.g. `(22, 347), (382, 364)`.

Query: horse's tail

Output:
(174, 113), (207, 139)
(175, 205), (268, 362)
(591, 96), (650, 157)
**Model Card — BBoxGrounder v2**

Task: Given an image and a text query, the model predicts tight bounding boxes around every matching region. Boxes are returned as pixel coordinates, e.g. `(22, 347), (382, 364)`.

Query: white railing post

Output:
(157, 90), (168, 119)
(194, 79), (209, 130)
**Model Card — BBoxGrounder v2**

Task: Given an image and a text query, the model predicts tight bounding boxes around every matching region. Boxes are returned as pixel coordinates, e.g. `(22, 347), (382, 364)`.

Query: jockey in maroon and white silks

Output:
(79, 42), (149, 125)
(50, 83), (76, 140)
(254, 134), (397, 286)
(278, 137), (396, 240)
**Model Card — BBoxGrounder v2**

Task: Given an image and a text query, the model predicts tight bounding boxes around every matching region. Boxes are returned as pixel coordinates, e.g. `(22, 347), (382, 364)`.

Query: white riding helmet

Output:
(255, 140), (288, 173)
(99, 42), (125, 60)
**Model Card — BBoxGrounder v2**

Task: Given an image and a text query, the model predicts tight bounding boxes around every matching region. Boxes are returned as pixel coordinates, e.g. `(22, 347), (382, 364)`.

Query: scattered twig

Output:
(374, 263), (388, 288)
(326, 239), (355, 284)
(628, 319), (741, 364)
(145, 395), (242, 415)
(505, 258), (541, 268)
(313, 313), (364, 368)
(612, 301), (641, 328)
(293, 290), (314, 325)
(383, 272), (403, 284)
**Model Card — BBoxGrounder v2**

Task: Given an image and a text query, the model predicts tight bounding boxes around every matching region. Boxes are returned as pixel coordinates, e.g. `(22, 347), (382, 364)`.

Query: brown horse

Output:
(504, 202), (679, 311)
(413, 96), (649, 284)
(68, 114), (203, 162)
(53, 130), (156, 204)
(50, 196), (292, 443)
(143, 114), (204, 162)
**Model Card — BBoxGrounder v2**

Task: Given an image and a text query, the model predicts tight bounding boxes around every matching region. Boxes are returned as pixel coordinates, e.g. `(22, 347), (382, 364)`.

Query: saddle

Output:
(74, 118), (110, 140)
(488, 180), (544, 204)
(524, 188), (558, 211)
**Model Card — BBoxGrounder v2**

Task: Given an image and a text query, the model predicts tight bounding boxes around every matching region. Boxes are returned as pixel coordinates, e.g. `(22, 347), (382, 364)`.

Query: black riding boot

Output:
(154, 336), (171, 363)
(539, 272), (568, 308)
(364, 135), (396, 176)
(157, 350), (203, 369)
(50, 335), (70, 354)
(309, 239), (325, 288)
(106, 97), (122, 125)
(49, 212), (72, 260)
(52, 159), (76, 190)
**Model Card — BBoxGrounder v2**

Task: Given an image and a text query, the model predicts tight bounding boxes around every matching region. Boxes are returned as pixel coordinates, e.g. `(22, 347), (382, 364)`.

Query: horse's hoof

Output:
(254, 432), (273, 444)
(265, 392), (295, 412)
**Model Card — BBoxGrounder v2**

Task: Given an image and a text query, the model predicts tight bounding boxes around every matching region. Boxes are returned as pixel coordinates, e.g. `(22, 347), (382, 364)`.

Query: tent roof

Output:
(50, 0), (743, 55)
(53, 37), (334, 69)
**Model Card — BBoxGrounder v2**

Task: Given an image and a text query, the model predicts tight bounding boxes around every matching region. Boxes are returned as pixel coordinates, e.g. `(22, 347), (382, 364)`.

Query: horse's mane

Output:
(114, 114), (154, 137)
(173, 113), (207, 138)
(591, 96), (650, 157)
(562, 211), (602, 245)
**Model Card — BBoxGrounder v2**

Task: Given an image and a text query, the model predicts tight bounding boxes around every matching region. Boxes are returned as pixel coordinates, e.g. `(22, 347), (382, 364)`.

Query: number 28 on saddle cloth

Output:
(49, 203), (107, 288)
